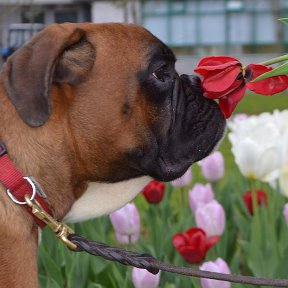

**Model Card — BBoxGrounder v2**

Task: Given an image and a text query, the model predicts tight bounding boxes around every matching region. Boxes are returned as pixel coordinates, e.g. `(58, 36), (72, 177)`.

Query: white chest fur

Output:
(64, 176), (151, 223)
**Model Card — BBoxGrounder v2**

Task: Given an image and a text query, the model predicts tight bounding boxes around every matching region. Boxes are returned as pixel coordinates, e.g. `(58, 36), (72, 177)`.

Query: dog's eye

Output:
(152, 67), (170, 82)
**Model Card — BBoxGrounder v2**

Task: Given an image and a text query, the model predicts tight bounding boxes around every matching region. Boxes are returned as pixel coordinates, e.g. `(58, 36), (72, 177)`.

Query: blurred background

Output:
(0, 2), (287, 287)
(1, 0), (288, 73)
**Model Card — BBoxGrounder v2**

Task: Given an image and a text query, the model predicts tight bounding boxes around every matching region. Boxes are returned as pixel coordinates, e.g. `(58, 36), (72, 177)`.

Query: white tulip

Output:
(279, 132), (288, 197)
(272, 110), (288, 135)
(228, 112), (283, 182)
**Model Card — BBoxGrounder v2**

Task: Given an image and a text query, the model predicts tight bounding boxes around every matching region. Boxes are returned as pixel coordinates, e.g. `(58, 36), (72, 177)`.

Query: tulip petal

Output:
(202, 66), (242, 93)
(232, 138), (259, 179)
(242, 190), (268, 215)
(186, 227), (206, 240)
(199, 152), (225, 181)
(247, 64), (288, 95)
(109, 203), (141, 244)
(195, 200), (225, 237)
(205, 236), (220, 251)
(218, 84), (246, 118)
(132, 267), (161, 288)
(195, 56), (240, 76)
(255, 145), (281, 182)
(203, 77), (242, 99)
(172, 233), (187, 249)
(178, 246), (206, 264)
(200, 258), (231, 288)
(171, 168), (192, 187)
(283, 204), (288, 225)
(189, 183), (215, 213)
(280, 166), (288, 197)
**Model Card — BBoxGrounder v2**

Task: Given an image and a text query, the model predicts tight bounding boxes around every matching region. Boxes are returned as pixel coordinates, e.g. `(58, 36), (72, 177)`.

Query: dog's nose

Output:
(180, 74), (202, 87)
(180, 74), (203, 97)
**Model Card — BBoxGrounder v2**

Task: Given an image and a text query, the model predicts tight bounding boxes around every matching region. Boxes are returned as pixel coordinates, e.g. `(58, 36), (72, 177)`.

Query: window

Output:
(55, 11), (78, 23)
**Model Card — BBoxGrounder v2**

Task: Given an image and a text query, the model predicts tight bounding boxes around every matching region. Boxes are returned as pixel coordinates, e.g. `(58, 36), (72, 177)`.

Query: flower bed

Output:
(38, 103), (288, 288)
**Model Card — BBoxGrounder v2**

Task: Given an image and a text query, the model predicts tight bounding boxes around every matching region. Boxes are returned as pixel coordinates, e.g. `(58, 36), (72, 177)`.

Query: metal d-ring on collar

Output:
(6, 176), (36, 205)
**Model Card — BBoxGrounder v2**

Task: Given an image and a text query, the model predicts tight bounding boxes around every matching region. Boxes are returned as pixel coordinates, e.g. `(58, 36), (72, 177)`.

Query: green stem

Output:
(250, 180), (260, 223)
(250, 180), (262, 247)
(180, 187), (185, 212)
(260, 54), (288, 66)
(150, 205), (160, 258)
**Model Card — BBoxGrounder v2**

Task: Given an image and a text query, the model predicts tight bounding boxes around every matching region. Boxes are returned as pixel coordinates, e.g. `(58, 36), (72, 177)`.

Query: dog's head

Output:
(2, 23), (225, 183)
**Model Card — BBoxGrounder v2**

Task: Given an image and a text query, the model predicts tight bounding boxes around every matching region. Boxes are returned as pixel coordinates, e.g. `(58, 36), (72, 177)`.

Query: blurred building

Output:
(93, 0), (288, 55)
(0, 0), (91, 54)
(92, 0), (288, 71)
(1, 0), (288, 69)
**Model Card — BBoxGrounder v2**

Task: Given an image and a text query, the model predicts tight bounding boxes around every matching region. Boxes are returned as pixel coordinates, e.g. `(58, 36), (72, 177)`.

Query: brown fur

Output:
(0, 23), (161, 287)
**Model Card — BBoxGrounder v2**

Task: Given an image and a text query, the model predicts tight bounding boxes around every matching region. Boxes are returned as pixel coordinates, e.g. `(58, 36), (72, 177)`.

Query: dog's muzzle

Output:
(134, 74), (226, 182)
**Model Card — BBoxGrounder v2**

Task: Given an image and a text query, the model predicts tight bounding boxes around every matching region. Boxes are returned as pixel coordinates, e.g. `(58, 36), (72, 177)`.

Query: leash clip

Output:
(24, 195), (77, 250)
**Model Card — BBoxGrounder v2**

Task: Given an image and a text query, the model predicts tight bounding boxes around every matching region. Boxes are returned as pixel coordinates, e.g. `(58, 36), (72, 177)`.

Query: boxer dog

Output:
(0, 23), (225, 287)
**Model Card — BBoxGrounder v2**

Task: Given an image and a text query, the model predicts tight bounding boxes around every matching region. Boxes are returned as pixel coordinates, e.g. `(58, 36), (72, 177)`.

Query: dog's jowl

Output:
(0, 23), (225, 287)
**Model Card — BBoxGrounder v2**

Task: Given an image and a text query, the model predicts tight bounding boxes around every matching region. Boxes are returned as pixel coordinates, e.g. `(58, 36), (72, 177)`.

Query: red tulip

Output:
(172, 227), (219, 264)
(242, 190), (268, 215)
(142, 180), (165, 204)
(194, 56), (288, 118)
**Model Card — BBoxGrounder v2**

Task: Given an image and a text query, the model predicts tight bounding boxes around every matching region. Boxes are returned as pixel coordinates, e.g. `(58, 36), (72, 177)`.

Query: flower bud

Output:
(200, 258), (231, 288)
(109, 203), (140, 244)
(242, 190), (268, 215)
(131, 267), (160, 288)
(199, 151), (224, 182)
(171, 168), (192, 187)
(172, 227), (219, 264)
(142, 181), (165, 204)
(195, 200), (225, 237)
(189, 183), (214, 213)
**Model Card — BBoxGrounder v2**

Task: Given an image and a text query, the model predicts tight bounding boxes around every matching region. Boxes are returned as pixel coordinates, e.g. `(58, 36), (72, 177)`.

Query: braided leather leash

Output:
(68, 234), (288, 287)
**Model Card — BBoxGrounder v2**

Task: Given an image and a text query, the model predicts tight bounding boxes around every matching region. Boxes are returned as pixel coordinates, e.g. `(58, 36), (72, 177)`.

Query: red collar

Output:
(0, 143), (52, 228)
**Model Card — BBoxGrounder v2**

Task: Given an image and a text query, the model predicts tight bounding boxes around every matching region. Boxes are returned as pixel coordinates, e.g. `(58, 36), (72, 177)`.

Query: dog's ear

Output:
(3, 23), (95, 127)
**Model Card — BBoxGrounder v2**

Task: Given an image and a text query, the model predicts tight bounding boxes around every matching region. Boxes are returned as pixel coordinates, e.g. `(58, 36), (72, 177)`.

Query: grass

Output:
(234, 92), (287, 114)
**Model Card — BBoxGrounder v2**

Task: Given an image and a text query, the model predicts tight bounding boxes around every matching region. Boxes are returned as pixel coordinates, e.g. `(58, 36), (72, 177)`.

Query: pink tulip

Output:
(199, 151), (225, 181)
(283, 203), (288, 226)
(171, 167), (192, 187)
(189, 183), (215, 213)
(131, 267), (160, 288)
(109, 203), (140, 244)
(195, 200), (225, 237)
(200, 258), (231, 288)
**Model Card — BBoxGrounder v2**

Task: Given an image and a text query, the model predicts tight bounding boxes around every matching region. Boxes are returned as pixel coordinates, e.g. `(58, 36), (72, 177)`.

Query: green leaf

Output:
(274, 246), (288, 278)
(46, 278), (62, 288)
(164, 283), (177, 288)
(253, 61), (288, 82)
(38, 274), (62, 288)
(87, 283), (105, 288)
(90, 257), (108, 275)
(38, 245), (64, 287)
(279, 18), (288, 25)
